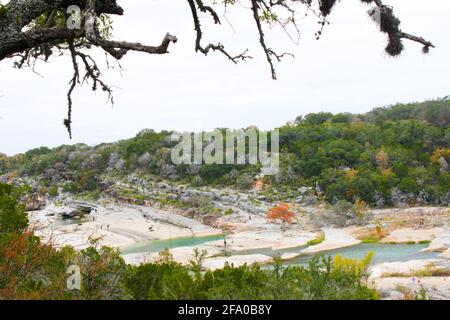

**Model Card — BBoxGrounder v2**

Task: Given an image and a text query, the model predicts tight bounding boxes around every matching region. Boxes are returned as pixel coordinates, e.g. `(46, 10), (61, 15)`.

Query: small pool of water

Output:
(121, 234), (224, 255)
(54, 218), (84, 227)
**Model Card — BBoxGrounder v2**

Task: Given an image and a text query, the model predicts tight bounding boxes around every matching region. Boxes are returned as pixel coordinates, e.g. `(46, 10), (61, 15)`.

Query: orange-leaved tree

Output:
(266, 203), (295, 230)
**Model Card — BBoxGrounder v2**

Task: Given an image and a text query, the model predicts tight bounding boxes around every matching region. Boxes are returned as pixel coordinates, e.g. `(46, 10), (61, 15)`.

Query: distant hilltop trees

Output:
(1, 98), (449, 208)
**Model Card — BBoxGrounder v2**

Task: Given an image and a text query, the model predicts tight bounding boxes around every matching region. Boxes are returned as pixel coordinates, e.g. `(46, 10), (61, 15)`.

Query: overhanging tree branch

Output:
(0, 0), (436, 138)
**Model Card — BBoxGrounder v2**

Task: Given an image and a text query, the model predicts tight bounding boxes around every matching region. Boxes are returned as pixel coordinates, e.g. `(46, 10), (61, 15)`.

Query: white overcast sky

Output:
(0, 0), (449, 155)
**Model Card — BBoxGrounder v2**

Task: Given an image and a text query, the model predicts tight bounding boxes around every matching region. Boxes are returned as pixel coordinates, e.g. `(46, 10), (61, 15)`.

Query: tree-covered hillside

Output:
(1, 98), (449, 208)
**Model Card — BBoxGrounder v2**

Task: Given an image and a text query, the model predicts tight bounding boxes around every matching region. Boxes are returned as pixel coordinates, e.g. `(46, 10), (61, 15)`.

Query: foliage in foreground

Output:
(0, 182), (377, 300)
(123, 251), (378, 300)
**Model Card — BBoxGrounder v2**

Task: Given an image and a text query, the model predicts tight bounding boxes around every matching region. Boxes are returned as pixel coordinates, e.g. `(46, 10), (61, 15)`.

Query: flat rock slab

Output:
(381, 228), (446, 244)
(271, 234), (317, 250)
(369, 259), (443, 279)
(203, 254), (273, 270)
(440, 248), (450, 259)
(207, 230), (317, 252)
(122, 243), (223, 265)
(123, 252), (158, 265)
(373, 276), (450, 300)
(280, 253), (301, 260)
(301, 228), (360, 254)
(423, 235), (450, 252)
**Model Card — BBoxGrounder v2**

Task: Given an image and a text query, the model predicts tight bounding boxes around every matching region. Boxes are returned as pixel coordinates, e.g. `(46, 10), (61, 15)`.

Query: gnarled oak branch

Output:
(0, 0), (435, 137)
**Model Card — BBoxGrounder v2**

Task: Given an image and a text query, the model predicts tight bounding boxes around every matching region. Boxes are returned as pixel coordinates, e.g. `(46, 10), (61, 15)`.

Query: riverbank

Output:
(29, 200), (450, 256)
(29, 199), (450, 287)
(29, 200), (221, 249)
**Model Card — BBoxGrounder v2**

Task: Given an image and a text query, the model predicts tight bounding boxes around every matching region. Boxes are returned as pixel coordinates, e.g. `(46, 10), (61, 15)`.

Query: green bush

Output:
(123, 255), (378, 300)
(0, 183), (29, 237)
(48, 186), (58, 197)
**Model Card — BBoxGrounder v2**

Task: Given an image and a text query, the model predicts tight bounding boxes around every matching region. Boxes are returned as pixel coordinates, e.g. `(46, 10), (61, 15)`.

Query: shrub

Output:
(0, 183), (29, 237)
(184, 195), (212, 209)
(307, 233), (325, 246)
(48, 186), (58, 197)
(325, 200), (371, 227)
(123, 254), (378, 300)
(224, 208), (234, 215)
(236, 174), (254, 190)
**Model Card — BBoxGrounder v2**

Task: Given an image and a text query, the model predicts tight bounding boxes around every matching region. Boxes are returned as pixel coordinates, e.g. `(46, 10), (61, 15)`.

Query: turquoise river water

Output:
(120, 235), (439, 266)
